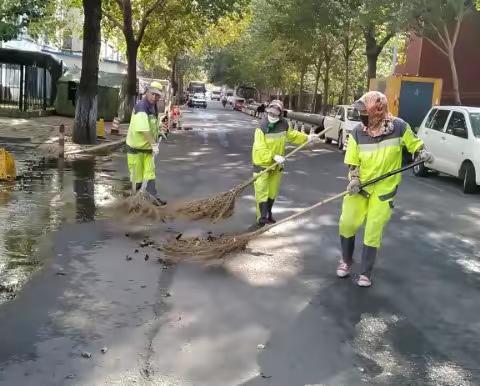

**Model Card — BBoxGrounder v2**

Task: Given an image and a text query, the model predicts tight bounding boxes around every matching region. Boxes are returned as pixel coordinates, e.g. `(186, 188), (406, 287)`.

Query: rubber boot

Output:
(267, 198), (276, 224)
(146, 180), (167, 206)
(249, 202), (269, 231)
(360, 245), (377, 278)
(340, 236), (355, 265)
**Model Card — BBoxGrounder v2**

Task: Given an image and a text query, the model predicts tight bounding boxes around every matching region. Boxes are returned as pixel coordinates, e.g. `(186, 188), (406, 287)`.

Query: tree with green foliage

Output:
(73, 0), (102, 144)
(358, 0), (413, 82)
(102, 0), (166, 117)
(103, 0), (248, 116)
(411, 0), (479, 105)
(0, 0), (47, 41)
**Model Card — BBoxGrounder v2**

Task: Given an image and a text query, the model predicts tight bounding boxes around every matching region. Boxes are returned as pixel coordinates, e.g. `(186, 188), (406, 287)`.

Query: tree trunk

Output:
(170, 56), (177, 95)
(312, 56), (322, 113)
(73, 0), (101, 144)
(125, 40), (138, 119)
(448, 48), (461, 105)
(298, 66), (306, 112)
(122, 0), (138, 121)
(343, 43), (352, 104)
(366, 53), (377, 88)
(322, 54), (331, 114)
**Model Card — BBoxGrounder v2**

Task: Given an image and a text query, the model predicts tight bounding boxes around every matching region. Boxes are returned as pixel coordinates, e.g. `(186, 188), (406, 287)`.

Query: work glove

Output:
(273, 155), (286, 165)
(347, 166), (361, 195)
(417, 148), (434, 164)
(152, 143), (160, 157)
(308, 132), (322, 145)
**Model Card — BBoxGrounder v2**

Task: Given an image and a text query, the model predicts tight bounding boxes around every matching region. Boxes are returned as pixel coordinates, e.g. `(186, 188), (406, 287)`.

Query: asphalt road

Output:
(0, 101), (479, 385)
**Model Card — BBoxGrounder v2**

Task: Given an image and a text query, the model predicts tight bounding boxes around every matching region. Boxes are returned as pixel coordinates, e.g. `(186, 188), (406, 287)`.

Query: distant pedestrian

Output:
(336, 91), (433, 287)
(255, 103), (265, 118)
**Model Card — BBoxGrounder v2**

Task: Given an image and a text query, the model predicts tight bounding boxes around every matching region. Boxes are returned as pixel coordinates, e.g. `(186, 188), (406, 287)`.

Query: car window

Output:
(329, 107), (338, 118)
(347, 108), (360, 121)
(336, 107), (344, 118)
(424, 109), (437, 128)
(470, 113), (480, 137)
(446, 112), (468, 139)
(430, 109), (450, 131)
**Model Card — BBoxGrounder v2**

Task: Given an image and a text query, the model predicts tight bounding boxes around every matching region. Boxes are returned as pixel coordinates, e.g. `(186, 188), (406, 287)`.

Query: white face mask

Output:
(268, 115), (280, 124)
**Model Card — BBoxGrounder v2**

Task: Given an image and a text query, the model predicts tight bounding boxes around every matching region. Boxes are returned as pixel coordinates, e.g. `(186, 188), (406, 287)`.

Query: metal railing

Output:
(0, 63), (53, 112)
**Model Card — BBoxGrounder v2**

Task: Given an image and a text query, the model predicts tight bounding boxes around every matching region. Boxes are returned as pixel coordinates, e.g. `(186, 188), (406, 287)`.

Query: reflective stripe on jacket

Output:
(252, 117), (308, 169)
(344, 118), (423, 198)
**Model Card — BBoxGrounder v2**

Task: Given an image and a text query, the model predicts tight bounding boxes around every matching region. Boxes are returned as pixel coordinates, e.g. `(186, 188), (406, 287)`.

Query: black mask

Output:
(360, 114), (369, 126)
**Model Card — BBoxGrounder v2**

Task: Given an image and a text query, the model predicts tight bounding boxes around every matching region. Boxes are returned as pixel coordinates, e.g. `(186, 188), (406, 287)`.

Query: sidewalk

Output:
(0, 115), (127, 161)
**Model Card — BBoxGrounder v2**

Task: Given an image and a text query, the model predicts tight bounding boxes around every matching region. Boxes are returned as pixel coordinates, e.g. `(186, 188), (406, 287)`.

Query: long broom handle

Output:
(249, 159), (425, 237)
(236, 124), (335, 192)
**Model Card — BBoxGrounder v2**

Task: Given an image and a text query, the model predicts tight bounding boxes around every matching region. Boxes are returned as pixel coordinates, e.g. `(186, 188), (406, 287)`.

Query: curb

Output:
(65, 137), (126, 156)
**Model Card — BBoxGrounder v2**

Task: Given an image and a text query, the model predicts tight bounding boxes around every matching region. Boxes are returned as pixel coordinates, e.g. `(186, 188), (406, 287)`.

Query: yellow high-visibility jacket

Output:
(252, 117), (308, 171)
(345, 118), (423, 199)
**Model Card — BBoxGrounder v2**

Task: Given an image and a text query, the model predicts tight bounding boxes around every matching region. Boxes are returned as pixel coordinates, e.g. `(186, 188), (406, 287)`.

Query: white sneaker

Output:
(336, 262), (352, 278)
(357, 275), (372, 287)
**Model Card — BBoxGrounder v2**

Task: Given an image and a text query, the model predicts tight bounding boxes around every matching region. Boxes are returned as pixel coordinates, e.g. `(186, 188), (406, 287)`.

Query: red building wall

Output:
(396, 12), (480, 106)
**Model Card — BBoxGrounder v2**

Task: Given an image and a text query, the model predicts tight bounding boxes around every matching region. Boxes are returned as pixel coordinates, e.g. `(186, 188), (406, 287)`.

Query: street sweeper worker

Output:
(126, 82), (167, 205)
(251, 99), (318, 229)
(336, 91), (433, 287)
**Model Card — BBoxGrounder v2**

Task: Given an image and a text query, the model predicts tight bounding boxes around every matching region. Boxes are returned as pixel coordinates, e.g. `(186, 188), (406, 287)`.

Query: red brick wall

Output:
(397, 12), (480, 106)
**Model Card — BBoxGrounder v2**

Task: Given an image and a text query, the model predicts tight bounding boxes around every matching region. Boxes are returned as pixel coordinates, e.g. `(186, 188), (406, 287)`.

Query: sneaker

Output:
(247, 222), (265, 232)
(357, 275), (372, 287)
(336, 261), (352, 278)
(267, 216), (276, 224)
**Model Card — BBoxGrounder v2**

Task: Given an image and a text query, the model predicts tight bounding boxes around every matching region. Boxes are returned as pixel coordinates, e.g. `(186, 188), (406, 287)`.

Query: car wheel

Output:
(461, 162), (477, 194)
(413, 160), (429, 177)
(338, 131), (344, 150)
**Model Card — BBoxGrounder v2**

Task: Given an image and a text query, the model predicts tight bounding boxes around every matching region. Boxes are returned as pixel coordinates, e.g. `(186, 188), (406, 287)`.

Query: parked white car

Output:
(324, 105), (361, 150)
(415, 106), (480, 193)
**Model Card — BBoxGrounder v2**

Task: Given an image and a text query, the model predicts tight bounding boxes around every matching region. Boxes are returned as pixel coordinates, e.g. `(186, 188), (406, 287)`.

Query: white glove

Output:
(347, 167), (361, 195)
(417, 148), (434, 164)
(273, 155), (285, 165)
(152, 143), (160, 157)
(347, 178), (361, 195)
(308, 133), (321, 145)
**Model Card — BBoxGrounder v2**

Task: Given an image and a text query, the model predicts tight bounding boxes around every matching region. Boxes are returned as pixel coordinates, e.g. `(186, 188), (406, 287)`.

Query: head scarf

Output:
(353, 91), (394, 137)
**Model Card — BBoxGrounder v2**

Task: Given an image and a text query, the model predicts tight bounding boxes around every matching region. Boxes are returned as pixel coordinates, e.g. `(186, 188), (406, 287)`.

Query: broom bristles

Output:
(172, 189), (237, 222)
(116, 191), (170, 221)
(160, 233), (252, 263)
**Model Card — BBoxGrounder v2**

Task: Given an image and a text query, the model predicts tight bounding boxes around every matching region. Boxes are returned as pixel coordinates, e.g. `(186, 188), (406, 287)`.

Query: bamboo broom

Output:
(169, 124), (335, 222)
(159, 160), (425, 263)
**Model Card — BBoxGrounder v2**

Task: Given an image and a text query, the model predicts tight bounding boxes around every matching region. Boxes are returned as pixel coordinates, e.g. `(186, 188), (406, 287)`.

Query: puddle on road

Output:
(0, 154), (129, 304)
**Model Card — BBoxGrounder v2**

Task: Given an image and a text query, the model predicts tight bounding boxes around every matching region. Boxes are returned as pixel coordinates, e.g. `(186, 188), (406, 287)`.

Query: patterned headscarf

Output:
(353, 91), (394, 137)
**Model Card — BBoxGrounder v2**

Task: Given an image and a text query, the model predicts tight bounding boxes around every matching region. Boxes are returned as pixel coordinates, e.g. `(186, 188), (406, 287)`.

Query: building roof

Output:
(0, 47), (63, 81)
(58, 68), (127, 88)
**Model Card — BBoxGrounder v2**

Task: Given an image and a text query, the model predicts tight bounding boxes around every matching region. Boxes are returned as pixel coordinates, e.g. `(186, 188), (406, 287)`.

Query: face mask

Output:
(360, 114), (369, 126)
(268, 115), (280, 124)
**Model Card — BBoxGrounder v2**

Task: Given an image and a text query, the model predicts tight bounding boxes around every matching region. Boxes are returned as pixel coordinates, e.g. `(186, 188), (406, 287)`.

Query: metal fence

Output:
(0, 63), (54, 112)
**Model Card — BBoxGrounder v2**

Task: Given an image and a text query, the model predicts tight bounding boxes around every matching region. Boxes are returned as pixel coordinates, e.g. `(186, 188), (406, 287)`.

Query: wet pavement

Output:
(0, 101), (479, 385)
